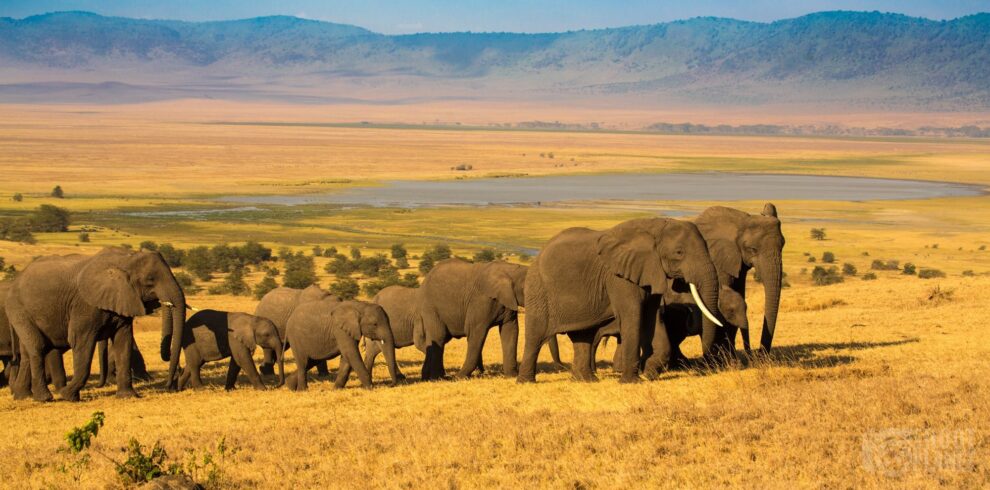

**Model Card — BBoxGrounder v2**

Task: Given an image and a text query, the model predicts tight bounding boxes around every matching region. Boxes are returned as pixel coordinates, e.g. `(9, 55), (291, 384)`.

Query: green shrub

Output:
(473, 248), (502, 262)
(139, 240), (158, 251)
(862, 272), (878, 281)
(51, 185), (64, 198)
(391, 243), (407, 259)
(871, 259), (899, 271)
(902, 263), (916, 275)
(810, 228), (826, 240)
(419, 255), (435, 274)
(350, 247), (362, 260)
(282, 252), (317, 289)
(311, 245), (323, 257)
(807, 256), (816, 263)
(157, 243), (185, 267)
(355, 254), (392, 277)
(78, 232), (90, 243)
(11, 193), (22, 202)
(329, 277), (360, 300)
(918, 268), (946, 279)
(173, 272), (201, 295)
(253, 275), (279, 299)
(322, 246), (337, 257)
(821, 251), (835, 263)
(324, 254), (356, 277)
(31, 204), (71, 232)
(962, 270), (975, 277)
(811, 266), (843, 286)
(238, 241), (272, 264)
(842, 263), (857, 276)
(220, 267), (249, 296)
(395, 256), (409, 269)
(185, 246), (213, 281)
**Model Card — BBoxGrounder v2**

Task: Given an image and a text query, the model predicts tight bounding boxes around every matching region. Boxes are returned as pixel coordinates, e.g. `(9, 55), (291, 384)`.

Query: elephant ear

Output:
(596, 230), (667, 295)
(762, 202), (778, 218)
(77, 266), (146, 317)
(330, 305), (362, 341)
(707, 239), (743, 279)
(487, 272), (519, 310)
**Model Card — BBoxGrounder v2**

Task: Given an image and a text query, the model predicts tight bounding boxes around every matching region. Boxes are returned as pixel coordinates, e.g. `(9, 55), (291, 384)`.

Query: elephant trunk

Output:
(157, 282), (186, 391)
(378, 327), (400, 385)
(690, 264), (722, 357)
(757, 254), (782, 351)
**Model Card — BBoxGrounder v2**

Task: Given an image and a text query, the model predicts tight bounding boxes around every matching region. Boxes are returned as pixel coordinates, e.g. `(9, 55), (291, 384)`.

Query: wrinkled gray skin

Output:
(2, 281), (69, 390)
(519, 218), (721, 384)
(254, 285), (337, 379)
(6, 247), (186, 402)
(418, 259), (527, 381)
(96, 339), (153, 387)
(285, 299), (400, 390)
(174, 310), (285, 391)
(592, 284), (749, 372)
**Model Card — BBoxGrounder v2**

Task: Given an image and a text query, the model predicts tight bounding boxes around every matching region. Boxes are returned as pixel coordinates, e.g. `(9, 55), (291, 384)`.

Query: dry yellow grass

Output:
(0, 102), (988, 488)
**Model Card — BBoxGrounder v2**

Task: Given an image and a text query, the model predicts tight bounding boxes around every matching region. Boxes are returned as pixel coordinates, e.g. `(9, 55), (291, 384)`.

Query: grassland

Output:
(0, 103), (988, 488)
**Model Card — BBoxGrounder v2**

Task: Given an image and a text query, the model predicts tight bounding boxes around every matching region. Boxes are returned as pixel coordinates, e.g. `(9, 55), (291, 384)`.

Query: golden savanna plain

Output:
(0, 102), (988, 488)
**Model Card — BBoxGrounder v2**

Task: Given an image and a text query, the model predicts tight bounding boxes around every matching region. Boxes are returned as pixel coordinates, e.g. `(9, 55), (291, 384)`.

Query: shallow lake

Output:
(219, 172), (983, 207)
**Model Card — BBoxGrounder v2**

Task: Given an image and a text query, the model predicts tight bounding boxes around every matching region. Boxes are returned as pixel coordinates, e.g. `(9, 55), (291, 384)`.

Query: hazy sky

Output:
(1, 0), (987, 33)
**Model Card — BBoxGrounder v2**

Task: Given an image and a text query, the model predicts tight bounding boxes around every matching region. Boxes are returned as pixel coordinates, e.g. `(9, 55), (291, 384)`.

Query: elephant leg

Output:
(499, 315), (519, 378)
(178, 359), (191, 391)
(607, 280), (644, 384)
(60, 327), (98, 402)
(516, 306), (547, 383)
(422, 341), (446, 381)
(185, 347), (205, 389)
(24, 343), (52, 402)
(548, 335), (566, 370)
(96, 339), (109, 388)
(46, 350), (67, 390)
(130, 344), (151, 382)
(332, 356), (350, 389)
(611, 340), (624, 372)
(232, 344), (265, 391)
(292, 355), (310, 391)
(112, 323), (138, 398)
(259, 347), (276, 376)
(337, 335), (372, 388)
(457, 328), (490, 379)
(567, 330), (598, 382)
(224, 358), (241, 390)
(642, 319), (672, 380)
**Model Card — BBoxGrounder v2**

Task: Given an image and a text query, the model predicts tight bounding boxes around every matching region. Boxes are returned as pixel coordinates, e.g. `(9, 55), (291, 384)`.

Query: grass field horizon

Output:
(0, 101), (988, 488)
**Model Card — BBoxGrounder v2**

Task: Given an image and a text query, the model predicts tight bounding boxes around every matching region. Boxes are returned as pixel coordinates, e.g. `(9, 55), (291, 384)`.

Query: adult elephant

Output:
(690, 204), (784, 353)
(254, 285), (337, 378)
(368, 285), (425, 380)
(418, 259), (527, 380)
(285, 298), (400, 390)
(95, 339), (153, 387)
(6, 247), (186, 402)
(518, 218), (723, 384)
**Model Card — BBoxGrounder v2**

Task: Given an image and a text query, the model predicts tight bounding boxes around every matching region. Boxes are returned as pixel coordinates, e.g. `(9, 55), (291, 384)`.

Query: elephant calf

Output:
(285, 298), (400, 391)
(176, 310), (285, 391)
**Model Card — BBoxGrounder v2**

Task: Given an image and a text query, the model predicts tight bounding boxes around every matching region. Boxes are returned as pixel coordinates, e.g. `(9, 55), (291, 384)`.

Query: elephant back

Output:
(254, 287), (305, 334)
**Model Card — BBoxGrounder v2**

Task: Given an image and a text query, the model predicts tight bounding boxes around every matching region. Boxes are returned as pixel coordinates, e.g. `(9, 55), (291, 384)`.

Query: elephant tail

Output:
(9, 323), (19, 365)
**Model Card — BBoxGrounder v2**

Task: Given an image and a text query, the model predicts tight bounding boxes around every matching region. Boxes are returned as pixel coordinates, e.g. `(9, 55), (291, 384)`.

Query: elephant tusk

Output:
(689, 283), (724, 328)
(161, 301), (174, 308)
(187, 305), (200, 311)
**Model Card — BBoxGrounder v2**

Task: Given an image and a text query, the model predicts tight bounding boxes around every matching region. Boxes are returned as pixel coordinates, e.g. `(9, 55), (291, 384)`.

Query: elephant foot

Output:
(618, 374), (642, 384)
(551, 362), (568, 372)
(33, 390), (55, 403)
(251, 384), (267, 391)
(115, 389), (139, 399)
(58, 387), (82, 402)
(572, 373), (599, 383)
(516, 374), (536, 384)
(503, 369), (519, 379)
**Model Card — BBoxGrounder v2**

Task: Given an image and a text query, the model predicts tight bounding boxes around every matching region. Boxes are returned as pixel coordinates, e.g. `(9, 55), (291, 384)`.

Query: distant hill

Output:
(1, 10), (988, 109)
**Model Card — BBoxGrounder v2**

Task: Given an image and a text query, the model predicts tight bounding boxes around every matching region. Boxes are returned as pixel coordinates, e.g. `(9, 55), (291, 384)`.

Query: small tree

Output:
(323, 246), (338, 257)
(329, 277), (360, 300)
(810, 228), (826, 241)
(222, 267), (249, 296)
(283, 252), (317, 289)
(51, 185), (64, 198)
(473, 248), (501, 262)
(184, 246), (214, 281)
(391, 244), (407, 259)
(350, 247), (362, 260)
(253, 275), (279, 299)
(12, 193), (22, 202)
(0, 218), (36, 244)
(325, 254), (355, 278)
(31, 204), (71, 232)
(821, 251), (835, 263)
(157, 243), (185, 267)
(811, 266), (843, 286)
(419, 254), (435, 274)
(842, 263), (857, 276)
(139, 240), (158, 251)
(902, 263), (917, 275)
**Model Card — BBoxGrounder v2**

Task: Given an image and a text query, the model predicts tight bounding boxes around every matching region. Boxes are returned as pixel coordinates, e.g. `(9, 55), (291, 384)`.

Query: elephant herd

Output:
(0, 204), (784, 402)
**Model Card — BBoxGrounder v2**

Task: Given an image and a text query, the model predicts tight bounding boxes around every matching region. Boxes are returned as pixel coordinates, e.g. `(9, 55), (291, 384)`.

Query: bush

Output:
(51, 185), (64, 198)
(811, 266), (843, 286)
(31, 204), (71, 232)
(862, 272), (878, 281)
(350, 247), (362, 260)
(184, 246), (213, 281)
(821, 251), (835, 263)
(419, 244), (452, 273)
(842, 263), (857, 276)
(78, 232), (90, 243)
(962, 270), (975, 277)
(311, 245), (323, 257)
(238, 241), (272, 264)
(139, 240), (158, 251)
(518, 253), (531, 263)
(1, 217), (36, 243)
(918, 268), (946, 279)
(282, 252), (317, 289)
(11, 193), (22, 202)
(221, 267), (249, 296)
(354, 254), (392, 277)
(391, 243), (407, 259)
(980, 245), (987, 251)
(323, 246), (338, 257)
(362, 269), (419, 297)
(807, 256), (816, 263)
(810, 228), (826, 240)
(209, 244), (239, 273)
(902, 263), (917, 275)
(253, 275), (279, 299)
(395, 256), (409, 269)
(173, 272), (201, 295)
(157, 243), (185, 267)
(871, 259), (899, 271)
(324, 254), (356, 277)
(473, 248), (502, 262)
(329, 277), (360, 300)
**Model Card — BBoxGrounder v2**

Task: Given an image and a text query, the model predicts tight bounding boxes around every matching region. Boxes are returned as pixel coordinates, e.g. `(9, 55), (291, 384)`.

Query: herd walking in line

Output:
(0, 203), (784, 402)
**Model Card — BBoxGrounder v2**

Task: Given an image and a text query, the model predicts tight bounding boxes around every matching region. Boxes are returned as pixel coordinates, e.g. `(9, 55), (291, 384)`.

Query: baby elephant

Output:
(285, 298), (400, 391)
(179, 309), (285, 391)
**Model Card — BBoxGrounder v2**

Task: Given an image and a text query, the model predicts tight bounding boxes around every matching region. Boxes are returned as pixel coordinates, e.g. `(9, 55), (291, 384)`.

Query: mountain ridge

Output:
(1, 10), (988, 109)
